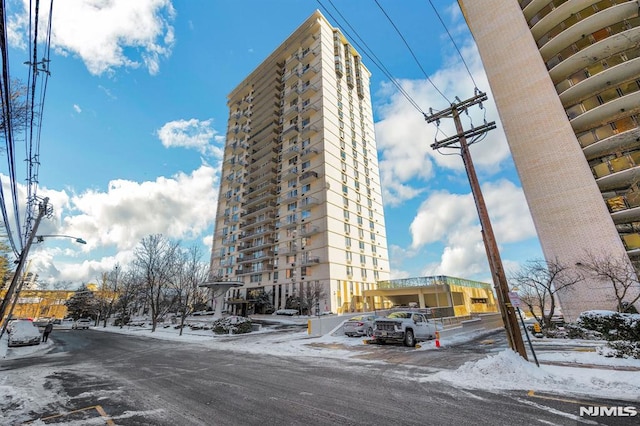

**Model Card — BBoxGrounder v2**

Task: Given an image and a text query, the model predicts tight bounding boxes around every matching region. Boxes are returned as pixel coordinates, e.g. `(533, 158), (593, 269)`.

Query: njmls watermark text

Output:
(579, 406), (638, 417)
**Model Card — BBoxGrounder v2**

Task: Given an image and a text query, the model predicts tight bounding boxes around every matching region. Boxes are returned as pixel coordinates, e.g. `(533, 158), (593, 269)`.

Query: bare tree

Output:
(576, 252), (640, 313)
(509, 258), (582, 330)
(114, 268), (142, 328)
(301, 280), (326, 316)
(0, 80), (32, 135)
(94, 264), (122, 327)
(172, 245), (209, 336)
(0, 236), (12, 290)
(134, 234), (181, 332)
(52, 280), (73, 290)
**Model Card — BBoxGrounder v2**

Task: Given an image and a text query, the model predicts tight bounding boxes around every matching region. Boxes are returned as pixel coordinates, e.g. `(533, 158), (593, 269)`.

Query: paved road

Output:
(1, 329), (636, 425)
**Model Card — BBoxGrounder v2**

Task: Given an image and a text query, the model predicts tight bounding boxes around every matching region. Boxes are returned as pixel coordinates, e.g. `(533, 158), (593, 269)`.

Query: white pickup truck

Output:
(372, 311), (441, 347)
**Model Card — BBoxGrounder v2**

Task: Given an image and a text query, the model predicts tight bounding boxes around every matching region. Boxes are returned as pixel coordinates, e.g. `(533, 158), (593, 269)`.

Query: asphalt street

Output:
(1, 329), (636, 426)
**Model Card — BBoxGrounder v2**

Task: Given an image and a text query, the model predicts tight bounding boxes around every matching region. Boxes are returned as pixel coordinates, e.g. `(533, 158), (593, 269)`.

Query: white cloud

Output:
(156, 119), (225, 157)
(409, 179), (537, 278)
(20, 163), (219, 286)
(61, 163), (218, 250)
(8, 0), (176, 76)
(73, 104), (81, 113)
(98, 85), (117, 100)
(374, 40), (511, 207)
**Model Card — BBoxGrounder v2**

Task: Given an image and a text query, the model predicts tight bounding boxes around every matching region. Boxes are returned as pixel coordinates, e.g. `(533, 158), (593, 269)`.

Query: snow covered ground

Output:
(1, 319), (639, 424)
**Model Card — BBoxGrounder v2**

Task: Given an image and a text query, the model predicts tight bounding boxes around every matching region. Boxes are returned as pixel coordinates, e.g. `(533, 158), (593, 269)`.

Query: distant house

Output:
(0, 289), (77, 320)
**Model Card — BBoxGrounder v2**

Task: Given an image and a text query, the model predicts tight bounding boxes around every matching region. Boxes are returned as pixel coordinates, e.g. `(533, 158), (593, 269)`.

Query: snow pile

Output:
(430, 350), (553, 389)
(424, 349), (640, 400)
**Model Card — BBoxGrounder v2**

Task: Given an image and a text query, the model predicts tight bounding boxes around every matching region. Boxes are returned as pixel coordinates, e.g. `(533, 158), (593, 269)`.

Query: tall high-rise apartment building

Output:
(209, 11), (390, 315)
(459, 0), (640, 319)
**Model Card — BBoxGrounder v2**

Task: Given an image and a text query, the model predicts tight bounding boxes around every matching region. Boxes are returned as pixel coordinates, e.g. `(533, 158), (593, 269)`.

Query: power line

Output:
(316, 0), (427, 115)
(373, 0), (450, 104)
(0, 0), (54, 256)
(0, 0), (22, 256)
(426, 0), (478, 90)
(24, 0), (53, 243)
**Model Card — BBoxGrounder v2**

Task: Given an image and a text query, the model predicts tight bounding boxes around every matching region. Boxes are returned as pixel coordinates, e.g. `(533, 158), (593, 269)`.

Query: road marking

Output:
(95, 405), (116, 425)
(527, 390), (606, 406)
(517, 397), (600, 424)
(24, 404), (115, 425)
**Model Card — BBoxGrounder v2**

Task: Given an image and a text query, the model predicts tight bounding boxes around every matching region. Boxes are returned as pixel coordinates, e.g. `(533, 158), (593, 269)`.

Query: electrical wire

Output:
(24, 0), (52, 243)
(29, 1), (54, 222)
(373, 0), (450, 104)
(316, 0), (427, 115)
(0, 0), (22, 256)
(0, 0), (53, 256)
(426, 0), (478, 91)
(23, 0), (40, 243)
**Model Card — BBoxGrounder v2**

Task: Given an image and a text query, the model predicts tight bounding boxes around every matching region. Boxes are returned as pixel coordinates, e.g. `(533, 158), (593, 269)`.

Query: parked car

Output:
(33, 317), (53, 327)
(191, 310), (215, 316)
(343, 314), (379, 337)
(7, 320), (41, 347)
(72, 318), (92, 329)
(372, 311), (442, 347)
(275, 309), (298, 316)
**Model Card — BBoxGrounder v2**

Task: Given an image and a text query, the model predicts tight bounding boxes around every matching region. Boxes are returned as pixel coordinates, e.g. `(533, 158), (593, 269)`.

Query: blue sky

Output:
(1, 0), (543, 288)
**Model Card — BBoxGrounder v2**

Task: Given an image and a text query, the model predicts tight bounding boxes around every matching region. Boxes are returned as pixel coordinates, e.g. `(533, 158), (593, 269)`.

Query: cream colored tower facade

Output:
(210, 11), (390, 315)
(459, 0), (640, 320)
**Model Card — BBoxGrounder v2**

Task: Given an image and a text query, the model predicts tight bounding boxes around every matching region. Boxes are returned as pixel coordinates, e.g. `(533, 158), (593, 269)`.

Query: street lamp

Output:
(36, 234), (87, 244)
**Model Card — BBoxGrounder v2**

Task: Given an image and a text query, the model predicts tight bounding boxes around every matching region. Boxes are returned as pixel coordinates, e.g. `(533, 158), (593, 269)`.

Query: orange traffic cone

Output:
(435, 331), (441, 348)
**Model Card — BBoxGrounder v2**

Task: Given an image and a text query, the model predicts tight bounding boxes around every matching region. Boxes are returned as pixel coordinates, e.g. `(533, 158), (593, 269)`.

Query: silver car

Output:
(8, 320), (41, 347)
(72, 318), (92, 329)
(343, 315), (379, 337)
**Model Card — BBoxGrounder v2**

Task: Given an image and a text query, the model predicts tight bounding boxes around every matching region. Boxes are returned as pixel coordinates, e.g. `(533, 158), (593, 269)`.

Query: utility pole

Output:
(0, 197), (51, 337)
(425, 92), (528, 359)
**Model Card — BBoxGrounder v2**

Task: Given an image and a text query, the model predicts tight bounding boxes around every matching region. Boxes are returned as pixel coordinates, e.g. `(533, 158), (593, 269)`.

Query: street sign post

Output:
(508, 291), (539, 367)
